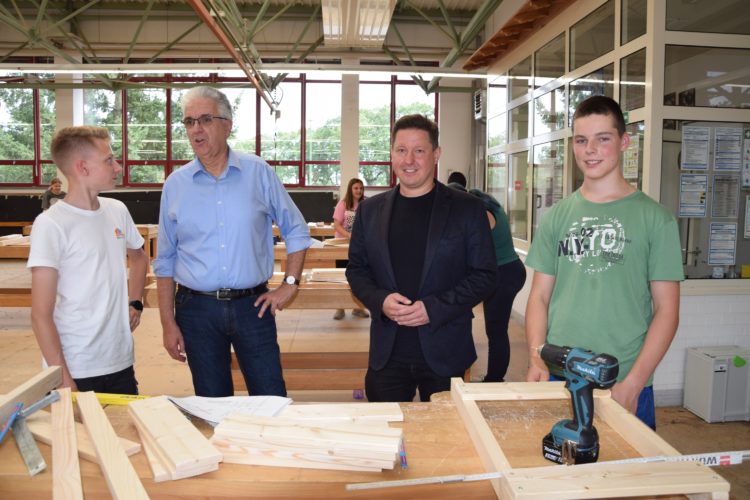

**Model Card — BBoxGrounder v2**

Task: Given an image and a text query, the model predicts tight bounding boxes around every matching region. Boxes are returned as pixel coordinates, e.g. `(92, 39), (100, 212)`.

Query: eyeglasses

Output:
(181, 114), (229, 128)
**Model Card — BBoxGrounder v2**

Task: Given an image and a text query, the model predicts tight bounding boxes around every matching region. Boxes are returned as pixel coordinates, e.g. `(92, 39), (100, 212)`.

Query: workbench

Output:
(274, 223), (336, 239)
(0, 397), (494, 499)
(0, 385), (730, 499)
(10, 224), (159, 263)
(275, 242), (349, 270)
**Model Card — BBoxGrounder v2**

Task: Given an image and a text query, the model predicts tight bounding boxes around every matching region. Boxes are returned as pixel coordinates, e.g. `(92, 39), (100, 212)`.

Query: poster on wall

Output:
(711, 175), (740, 218)
(708, 222), (737, 266)
(623, 134), (640, 181)
(680, 126), (710, 170)
(678, 174), (707, 217)
(745, 195), (750, 239)
(743, 129), (750, 188)
(714, 127), (742, 171)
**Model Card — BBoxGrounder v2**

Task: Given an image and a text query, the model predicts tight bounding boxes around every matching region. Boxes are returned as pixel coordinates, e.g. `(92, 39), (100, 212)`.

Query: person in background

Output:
(524, 95), (683, 429)
(153, 86), (310, 398)
(332, 177), (369, 320)
(41, 177), (66, 210)
(28, 126), (148, 393)
(346, 114), (497, 402)
(447, 171), (526, 382)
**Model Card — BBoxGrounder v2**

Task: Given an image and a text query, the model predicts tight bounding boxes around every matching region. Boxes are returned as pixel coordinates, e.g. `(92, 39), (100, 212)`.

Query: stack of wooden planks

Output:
(211, 403), (404, 472)
(308, 268), (348, 283)
(128, 396), (222, 482)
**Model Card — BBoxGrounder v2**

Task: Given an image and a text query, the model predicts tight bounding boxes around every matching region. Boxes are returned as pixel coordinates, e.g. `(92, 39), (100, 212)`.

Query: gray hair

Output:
(181, 86), (233, 121)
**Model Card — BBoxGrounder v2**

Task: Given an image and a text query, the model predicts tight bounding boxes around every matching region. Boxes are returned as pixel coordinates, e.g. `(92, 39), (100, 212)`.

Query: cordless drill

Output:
(539, 343), (619, 465)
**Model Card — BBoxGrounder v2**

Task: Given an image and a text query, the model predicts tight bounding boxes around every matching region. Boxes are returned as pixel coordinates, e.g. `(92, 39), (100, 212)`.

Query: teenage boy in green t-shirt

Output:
(524, 95), (683, 429)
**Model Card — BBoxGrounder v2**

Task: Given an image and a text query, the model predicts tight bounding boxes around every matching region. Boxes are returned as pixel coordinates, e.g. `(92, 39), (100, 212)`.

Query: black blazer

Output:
(346, 182), (497, 377)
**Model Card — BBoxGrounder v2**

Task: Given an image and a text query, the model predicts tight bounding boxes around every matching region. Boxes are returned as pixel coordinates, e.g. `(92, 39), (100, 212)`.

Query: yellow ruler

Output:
(71, 392), (151, 406)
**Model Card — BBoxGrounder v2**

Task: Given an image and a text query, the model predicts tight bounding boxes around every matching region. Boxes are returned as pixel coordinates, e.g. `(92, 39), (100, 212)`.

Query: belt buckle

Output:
(216, 288), (232, 300)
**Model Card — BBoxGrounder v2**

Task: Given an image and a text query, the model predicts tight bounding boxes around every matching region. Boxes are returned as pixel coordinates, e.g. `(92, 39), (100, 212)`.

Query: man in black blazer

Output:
(346, 114), (497, 402)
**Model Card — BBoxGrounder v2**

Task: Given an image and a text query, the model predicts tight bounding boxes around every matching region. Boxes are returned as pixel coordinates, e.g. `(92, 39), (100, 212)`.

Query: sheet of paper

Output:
(167, 395), (292, 427)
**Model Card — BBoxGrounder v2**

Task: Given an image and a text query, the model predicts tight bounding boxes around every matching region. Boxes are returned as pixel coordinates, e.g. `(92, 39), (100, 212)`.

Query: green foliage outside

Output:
(0, 89), (56, 183)
(1, 86), (435, 187)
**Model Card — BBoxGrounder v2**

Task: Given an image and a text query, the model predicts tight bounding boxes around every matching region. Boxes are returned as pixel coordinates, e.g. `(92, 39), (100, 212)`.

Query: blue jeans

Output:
(175, 289), (286, 397)
(550, 375), (655, 429)
(365, 359), (463, 402)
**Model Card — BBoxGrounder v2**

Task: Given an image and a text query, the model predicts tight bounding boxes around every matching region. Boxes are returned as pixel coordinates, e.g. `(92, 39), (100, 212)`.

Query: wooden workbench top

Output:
(0, 398), (495, 499)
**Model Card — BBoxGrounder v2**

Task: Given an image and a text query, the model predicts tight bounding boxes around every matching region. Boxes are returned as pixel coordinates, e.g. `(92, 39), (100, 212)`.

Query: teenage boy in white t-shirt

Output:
(28, 126), (149, 393)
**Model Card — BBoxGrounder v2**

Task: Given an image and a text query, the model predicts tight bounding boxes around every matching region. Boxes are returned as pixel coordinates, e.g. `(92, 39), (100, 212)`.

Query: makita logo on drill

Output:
(574, 363), (597, 377)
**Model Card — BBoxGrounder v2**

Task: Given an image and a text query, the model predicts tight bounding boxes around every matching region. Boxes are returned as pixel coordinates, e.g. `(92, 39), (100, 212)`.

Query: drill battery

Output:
(542, 425), (600, 465)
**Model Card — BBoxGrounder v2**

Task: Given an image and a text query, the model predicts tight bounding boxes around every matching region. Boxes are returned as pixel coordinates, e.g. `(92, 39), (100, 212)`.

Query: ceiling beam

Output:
(185, 0), (275, 112)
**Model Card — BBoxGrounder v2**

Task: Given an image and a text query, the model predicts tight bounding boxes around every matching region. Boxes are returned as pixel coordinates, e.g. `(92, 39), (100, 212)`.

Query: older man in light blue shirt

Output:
(153, 86), (310, 397)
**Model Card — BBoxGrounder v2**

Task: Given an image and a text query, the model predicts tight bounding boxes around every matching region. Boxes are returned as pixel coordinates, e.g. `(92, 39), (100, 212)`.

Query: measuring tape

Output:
(71, 392), (150, 406)
(346, 449), (750, 491)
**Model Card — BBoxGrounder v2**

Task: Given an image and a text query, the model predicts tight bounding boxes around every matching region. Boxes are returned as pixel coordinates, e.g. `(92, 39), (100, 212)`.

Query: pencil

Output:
(399, 439), (408, 470)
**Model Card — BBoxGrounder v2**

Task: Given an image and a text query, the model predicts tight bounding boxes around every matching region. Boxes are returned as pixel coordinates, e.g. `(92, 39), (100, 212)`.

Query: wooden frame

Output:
(450, 378), (730, 499)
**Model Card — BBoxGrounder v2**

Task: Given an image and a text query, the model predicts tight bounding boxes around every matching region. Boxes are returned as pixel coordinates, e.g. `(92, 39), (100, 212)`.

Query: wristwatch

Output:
(129, 299), (144, 311)
(283, 275), (300, 286)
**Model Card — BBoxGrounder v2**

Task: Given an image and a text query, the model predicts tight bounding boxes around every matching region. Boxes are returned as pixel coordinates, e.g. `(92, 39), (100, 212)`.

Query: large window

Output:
(664, 46), (750, 109)
(569, 64), (614, 126)
(570, 1), (614, 71)
(486, 152), (507, 209)
(508, 151), (529, 240)
(620, 48), (646, 111)
(1, 71), (437, 188)
(0, 88), (55, 185)
(534, 34), (565, 88)
(532, 140), (564, 238)
(305, 80), (341, 187)
(359, 77), (437, 187)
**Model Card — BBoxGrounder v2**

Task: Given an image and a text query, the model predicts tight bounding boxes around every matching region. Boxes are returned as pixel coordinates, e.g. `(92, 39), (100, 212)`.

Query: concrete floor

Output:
(1, 258), (748, 498)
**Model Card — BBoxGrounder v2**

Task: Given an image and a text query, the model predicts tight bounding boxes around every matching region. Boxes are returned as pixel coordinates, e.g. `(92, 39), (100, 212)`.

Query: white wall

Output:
(437, 79), (474, 184)
(655, 293), (750, 406)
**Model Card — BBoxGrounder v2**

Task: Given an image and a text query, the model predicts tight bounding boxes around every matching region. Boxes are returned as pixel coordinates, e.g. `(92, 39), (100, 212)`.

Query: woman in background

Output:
(332, 177), (369, 320)
(41, 177), (66, 210)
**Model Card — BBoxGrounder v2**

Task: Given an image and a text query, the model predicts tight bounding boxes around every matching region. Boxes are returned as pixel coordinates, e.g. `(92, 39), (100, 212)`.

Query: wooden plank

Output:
(595, 397), (682, 458)
(212, 413), (401, 472)
(450, 378), (731, 499)
(505, 461), (729, 499)
(0, 288), (33, 307)
(51, 388), (83, 500)
(76, 392), (149, 500)
(212, 439), (394, 472)
(128, 396), (221, 475)
(232, 352), (369, 371)
(451, 379), (513, 499)
(0, 366), (61, 427)
(231, 367), (366, 392)
(129, 408), (174, 480)
(278, 403), (403, 423)
(26, 411), (141, 463)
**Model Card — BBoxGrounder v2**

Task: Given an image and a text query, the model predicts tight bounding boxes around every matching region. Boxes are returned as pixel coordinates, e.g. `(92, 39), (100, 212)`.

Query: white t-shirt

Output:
(27, 197), (144, 378)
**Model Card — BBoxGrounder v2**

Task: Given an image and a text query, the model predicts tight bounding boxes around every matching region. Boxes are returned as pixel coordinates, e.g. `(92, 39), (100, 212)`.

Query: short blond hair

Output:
(50, 126), (111, 172)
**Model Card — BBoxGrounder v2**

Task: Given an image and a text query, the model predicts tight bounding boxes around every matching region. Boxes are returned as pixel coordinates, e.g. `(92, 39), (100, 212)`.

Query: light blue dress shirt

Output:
(153, 149), (310, 291)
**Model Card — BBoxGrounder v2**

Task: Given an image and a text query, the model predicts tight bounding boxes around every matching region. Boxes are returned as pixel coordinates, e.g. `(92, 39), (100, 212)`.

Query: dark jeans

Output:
(175, 289), (286, 397)
(550, 375), (656, 430)
(483, 259), (526, 382)
(74, 365), (138, 395)
(365, 359), (463, 402)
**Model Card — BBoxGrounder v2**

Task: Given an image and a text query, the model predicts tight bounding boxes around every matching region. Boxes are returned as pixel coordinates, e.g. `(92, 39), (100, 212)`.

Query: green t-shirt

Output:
(526, 190), (684, 383)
